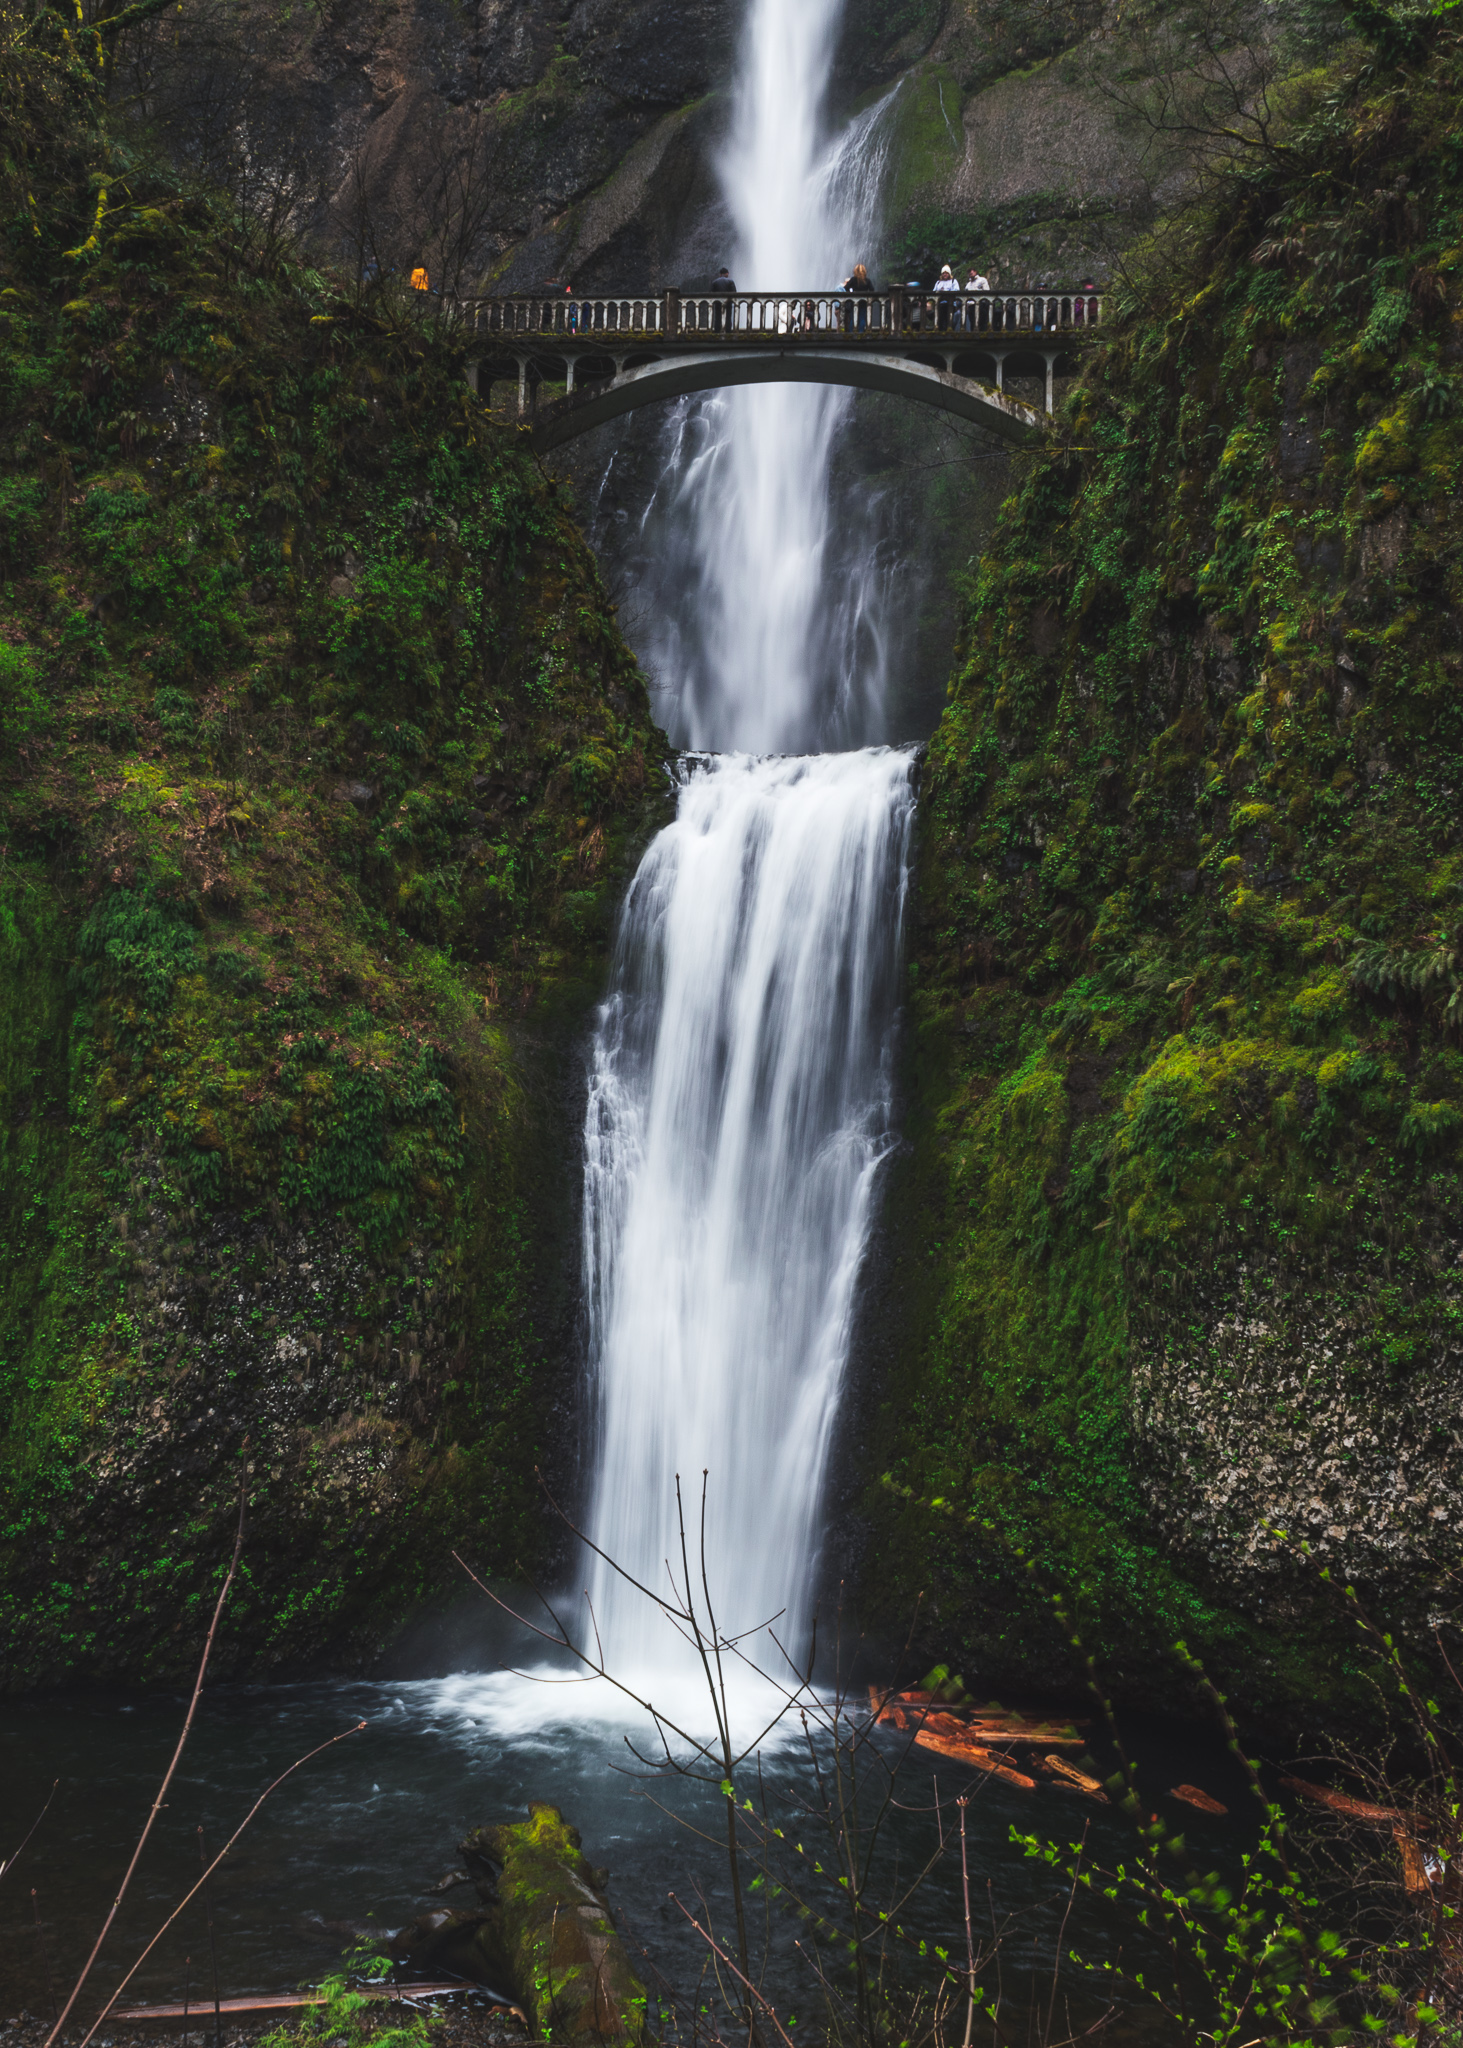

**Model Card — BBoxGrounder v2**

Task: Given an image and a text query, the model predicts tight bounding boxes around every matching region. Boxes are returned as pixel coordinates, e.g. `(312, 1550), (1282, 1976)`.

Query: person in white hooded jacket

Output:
(932, 262), (959, 329)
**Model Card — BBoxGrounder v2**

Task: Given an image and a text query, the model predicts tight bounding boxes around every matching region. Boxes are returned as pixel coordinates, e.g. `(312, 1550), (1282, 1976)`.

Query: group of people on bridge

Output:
(648, 261), (1102, 337)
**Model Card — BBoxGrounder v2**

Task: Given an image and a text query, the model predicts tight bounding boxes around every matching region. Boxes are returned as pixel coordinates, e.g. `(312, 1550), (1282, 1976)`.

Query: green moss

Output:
(860, 21), (1463, 1729)
(884, 66), (966, 221)
(465, 1806), (647, 2043)
(0, 112), (669, 1686)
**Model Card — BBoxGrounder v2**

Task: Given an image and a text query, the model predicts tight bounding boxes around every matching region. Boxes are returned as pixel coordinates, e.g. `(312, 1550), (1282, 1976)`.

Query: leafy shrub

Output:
(153, 683), (197, 747)
(0, 640), (49, 748)
(258, 1953), (440, 2048)
(0, 475), (47, 569)
(75, 886), (196, 1010)
(1360, 285), (1411, 354)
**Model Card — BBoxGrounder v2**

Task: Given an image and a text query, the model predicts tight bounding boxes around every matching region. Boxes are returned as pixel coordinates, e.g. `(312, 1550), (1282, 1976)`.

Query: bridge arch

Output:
(488, 348), (1046, 453)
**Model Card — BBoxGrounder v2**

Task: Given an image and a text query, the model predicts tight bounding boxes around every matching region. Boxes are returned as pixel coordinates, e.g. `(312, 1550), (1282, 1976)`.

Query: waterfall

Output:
(576, 0), (910, 1711)
(581, 752), (913, 1690)
(629, 22), (897, 756)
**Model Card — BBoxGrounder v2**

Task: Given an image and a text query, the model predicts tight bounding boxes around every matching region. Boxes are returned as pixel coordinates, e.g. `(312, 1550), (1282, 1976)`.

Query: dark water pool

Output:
(0, 1651), (1250, 2039)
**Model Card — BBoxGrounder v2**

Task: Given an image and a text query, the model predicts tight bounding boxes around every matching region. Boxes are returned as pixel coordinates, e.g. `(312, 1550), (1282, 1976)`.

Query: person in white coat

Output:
(963, 265), (990, 328)
(932, 262), (959, 330)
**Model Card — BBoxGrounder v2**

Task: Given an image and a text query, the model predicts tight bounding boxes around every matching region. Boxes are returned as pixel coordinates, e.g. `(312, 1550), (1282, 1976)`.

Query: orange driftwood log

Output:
(1280, 1776), (1407, 1826)
(1167, 1784), (1228, 1816)
(1395, 1829), (1432, 1896)
(869, 1691), (1084, 1747)
(912, 1726), (1036, 1790)
(1044, 1755), (1109, 1802)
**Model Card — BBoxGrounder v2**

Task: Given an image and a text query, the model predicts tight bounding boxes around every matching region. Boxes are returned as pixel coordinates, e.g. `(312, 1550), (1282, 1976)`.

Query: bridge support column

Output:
(516, 357), (529, 414)
(464, 359), (481, 396)
(992, 353), (1005, 391)
(1043, 352), (1058, 414)
(565, 355), (576, 396)
(611, 355), (627, 381)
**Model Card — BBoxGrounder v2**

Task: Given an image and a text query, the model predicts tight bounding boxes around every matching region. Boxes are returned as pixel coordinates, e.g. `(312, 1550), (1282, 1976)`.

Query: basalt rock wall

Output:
(849, 21), (1463, 1733)
(0, 94), (670, 1686)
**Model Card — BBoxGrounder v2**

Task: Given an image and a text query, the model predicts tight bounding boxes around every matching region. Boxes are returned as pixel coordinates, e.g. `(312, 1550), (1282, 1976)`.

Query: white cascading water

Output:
(627, 8), (898, 755)
(575, 0), (914, 1712)
(581, 753), (914, 1690)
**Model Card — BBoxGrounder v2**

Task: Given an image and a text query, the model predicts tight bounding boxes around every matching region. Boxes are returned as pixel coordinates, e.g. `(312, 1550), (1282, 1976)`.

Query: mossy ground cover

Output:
(859, 20), (1463, 1729)
(0, 46), (669, 1686)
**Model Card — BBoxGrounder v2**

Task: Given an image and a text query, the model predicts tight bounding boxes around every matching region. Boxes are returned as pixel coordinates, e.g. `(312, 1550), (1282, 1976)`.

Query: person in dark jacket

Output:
(843, 260), (874, 331)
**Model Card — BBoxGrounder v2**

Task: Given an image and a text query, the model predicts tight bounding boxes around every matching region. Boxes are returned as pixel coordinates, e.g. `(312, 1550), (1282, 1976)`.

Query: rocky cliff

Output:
(851, 10), (1463, 1729)
(0, 55), (668, 1686)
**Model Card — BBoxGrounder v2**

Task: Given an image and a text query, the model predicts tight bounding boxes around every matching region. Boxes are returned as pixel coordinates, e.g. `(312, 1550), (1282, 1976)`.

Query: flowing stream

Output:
(575, 0), (913, 1706)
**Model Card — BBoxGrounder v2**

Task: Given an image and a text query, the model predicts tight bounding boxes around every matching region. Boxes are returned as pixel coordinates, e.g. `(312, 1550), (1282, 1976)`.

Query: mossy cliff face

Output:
(858, 29), (1463, 1727)
(0, 179), (668, 1688)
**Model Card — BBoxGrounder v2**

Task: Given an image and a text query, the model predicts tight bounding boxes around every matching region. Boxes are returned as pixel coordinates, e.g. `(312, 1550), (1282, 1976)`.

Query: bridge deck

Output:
(443, 287), (1102, 445)
(450, 286), (1105, 354)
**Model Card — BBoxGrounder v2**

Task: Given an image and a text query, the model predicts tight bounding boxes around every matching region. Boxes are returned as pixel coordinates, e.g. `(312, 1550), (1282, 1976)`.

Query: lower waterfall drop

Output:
(580, 748), (915, 1698)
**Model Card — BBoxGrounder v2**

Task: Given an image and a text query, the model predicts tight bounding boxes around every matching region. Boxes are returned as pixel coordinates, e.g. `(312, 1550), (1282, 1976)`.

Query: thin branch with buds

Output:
(45, 1480), (247, 2048)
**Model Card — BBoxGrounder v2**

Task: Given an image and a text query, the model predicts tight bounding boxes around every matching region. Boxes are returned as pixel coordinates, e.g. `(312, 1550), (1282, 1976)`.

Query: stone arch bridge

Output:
(452, 287), (1105, 451)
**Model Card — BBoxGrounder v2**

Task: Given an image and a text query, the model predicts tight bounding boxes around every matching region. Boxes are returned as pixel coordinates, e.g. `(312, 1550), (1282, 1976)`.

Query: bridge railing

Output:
(451, 290), (1106, 342)
(459, 295), (668, 337)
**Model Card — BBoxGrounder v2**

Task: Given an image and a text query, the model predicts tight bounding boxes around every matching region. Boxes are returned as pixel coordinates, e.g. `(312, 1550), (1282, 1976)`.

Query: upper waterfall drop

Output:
(649, 0), (895, 756)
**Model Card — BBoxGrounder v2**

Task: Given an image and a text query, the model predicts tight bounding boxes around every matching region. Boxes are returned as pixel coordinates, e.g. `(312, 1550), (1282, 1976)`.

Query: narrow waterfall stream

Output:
(577, 0), (912, 1702)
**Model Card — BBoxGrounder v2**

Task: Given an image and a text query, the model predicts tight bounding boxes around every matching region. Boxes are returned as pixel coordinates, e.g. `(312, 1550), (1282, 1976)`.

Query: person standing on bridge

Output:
(843, 261), (874, 332)
(963, 265), (989, 329)
(933, 262), (959, 330)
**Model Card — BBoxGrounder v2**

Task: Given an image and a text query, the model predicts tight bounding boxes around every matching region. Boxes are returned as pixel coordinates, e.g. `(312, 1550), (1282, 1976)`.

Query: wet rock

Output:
(460, 1804), (646, 2043)
(566, 0), (735, 104)
(390, 1907), (511, 1985)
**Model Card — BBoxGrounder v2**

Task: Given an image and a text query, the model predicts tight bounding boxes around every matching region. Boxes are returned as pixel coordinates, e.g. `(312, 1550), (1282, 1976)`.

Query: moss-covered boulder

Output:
(460, 1805), (647, 2043)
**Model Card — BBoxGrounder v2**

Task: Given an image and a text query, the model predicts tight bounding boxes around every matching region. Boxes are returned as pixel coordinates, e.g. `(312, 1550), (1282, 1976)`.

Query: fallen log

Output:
(1043, 1755), (1109, 1803)
(1280, 1776), (1408, 1827)
(937, 1715), (1085, 1750)
(912, 1727), (1036, 1790)
(1167, 1784), (1228, 1817)
(113, 1985), (521, 2031)
(461, 1803), (648, 2044)
(871, 1693), (1084, 1747)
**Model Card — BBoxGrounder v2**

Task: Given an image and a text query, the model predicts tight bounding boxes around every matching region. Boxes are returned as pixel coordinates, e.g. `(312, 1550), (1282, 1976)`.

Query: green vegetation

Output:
(259, 1953), (442, 2048)
(462, 1805), (648, 2043)
(861, 10), (1463, 1724)
(0, 9), (667, 1686)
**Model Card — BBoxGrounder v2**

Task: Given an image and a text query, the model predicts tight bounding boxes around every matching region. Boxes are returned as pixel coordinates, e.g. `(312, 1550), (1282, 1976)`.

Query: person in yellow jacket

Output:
(410, 266), (429, 291)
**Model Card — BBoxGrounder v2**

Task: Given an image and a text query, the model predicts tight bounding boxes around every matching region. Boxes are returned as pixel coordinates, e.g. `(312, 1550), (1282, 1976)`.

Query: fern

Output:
(1350, 924), (1463, 1027)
